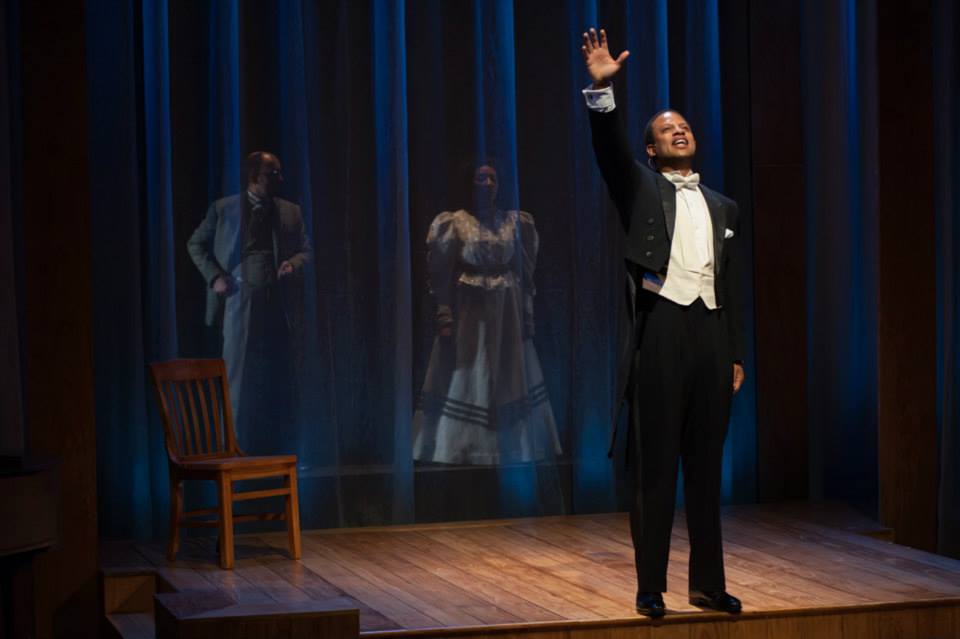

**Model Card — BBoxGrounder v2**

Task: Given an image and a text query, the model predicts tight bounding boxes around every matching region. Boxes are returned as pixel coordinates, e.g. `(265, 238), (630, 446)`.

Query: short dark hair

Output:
(243, 151), (267, 184)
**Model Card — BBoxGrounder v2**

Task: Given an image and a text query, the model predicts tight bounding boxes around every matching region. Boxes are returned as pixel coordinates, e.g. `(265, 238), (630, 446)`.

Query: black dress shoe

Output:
(689, 589), (741, 613)
(635, 591), (666, 618)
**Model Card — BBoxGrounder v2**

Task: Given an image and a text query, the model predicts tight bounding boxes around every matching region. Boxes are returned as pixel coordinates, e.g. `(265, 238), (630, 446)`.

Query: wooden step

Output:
(102, 570), (157, 615)
(105, 612), (155, 639)
(154, 589), (359, 639)
(101, 564), (159, 639)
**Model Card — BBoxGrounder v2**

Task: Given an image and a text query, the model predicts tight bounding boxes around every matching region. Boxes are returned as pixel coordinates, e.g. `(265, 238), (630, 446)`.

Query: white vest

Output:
(657, 175), (718, 309)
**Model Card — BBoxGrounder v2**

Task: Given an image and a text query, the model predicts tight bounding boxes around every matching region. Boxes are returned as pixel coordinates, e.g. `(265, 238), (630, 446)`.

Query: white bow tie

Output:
(663, 171), (700, 191)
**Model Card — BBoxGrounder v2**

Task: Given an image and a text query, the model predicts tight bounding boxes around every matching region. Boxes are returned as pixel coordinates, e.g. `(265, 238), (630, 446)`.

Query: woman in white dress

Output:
(413, 164), (562, 465)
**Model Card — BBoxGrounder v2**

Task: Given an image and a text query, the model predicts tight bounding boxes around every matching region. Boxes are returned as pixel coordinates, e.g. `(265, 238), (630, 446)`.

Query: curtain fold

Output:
(88, 0), (173, 537)
(207, 1), (240, 200)
(681, 0), (759, 505)
(372, 0), (414, 523)
(801, 0), (879, 505)
(565, 0), (617, 511)
(142, 0), (179, 362)
(88, 0), (763, 538)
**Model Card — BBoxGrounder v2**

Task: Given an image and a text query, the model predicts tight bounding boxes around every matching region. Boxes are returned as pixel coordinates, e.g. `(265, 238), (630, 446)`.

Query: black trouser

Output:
(628, 292), (732, 593)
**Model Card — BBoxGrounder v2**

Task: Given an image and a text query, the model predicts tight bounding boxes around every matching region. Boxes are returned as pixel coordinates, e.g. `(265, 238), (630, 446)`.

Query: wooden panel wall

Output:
(876, 2), (939, 551)
(19, 0), (100, 636)
(0, 0), (23, 457)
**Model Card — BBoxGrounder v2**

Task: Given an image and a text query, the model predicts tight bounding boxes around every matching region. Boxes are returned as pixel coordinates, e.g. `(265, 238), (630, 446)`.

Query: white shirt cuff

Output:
(582, 84), (616, 113)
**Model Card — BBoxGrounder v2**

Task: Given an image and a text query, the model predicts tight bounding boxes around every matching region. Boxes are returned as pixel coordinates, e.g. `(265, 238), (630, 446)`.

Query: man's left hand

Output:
(278, 261), (294, 278)
(732, 363), (745, 394)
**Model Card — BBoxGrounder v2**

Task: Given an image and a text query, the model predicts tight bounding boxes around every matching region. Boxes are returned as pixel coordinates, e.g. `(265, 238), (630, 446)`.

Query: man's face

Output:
(645, 112), (696, 167)
(255, 154), (284, 196)
(473, 165), (498, 208)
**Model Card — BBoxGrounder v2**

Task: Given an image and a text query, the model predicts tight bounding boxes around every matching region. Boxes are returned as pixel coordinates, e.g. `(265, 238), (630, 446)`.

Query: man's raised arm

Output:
(581, 27), (636, 232)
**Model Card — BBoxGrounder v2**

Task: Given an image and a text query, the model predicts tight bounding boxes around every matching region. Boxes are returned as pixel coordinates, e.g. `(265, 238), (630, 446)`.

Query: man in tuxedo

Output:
(580, 28), (746, 617)
(187, 151), (312, 452)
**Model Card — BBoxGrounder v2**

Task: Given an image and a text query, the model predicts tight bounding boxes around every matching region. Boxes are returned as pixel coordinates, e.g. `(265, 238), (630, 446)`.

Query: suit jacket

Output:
(588, 107), (746, 454)
(187, 193), (313, 327)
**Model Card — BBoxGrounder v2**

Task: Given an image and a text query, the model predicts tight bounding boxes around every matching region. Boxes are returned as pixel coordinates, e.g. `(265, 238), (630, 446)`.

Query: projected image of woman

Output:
(413, 163), (561, 465)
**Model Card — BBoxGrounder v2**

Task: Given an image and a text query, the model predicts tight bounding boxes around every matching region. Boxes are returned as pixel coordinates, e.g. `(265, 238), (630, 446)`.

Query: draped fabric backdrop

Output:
(801, 0), (878, 505)
(80, 0), (960, 551)
(86, 0), (763, 539)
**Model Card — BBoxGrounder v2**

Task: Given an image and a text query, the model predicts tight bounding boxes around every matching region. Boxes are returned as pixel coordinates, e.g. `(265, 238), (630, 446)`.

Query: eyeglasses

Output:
(260, 168), (282, 178)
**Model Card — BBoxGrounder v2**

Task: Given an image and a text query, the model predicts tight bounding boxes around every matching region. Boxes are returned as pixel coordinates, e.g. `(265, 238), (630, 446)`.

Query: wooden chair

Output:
(148, 358), (301, 569)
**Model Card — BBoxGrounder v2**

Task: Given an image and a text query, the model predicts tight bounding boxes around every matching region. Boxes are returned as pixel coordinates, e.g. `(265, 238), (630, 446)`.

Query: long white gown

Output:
(412, 208), (562, 465)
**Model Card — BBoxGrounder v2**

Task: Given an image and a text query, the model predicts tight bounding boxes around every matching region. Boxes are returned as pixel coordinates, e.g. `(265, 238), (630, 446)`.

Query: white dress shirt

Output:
(583, 84), (718, 309)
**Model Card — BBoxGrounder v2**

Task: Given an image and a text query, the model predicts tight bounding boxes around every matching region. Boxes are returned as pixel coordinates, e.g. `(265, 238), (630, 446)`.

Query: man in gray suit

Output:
(187, 151), (313, 451)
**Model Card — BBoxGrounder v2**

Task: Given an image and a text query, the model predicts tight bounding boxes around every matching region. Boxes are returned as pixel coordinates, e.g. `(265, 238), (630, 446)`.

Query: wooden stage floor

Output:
(103, 503), (960, 638)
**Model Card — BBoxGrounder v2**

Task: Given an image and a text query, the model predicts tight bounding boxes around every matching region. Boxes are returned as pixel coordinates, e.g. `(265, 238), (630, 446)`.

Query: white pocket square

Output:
(724, 228), (735, 239)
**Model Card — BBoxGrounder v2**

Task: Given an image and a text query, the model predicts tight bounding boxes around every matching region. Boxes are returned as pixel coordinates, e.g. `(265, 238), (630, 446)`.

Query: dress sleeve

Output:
(426, 211), (460, 328)
(519, 211), (539, 336)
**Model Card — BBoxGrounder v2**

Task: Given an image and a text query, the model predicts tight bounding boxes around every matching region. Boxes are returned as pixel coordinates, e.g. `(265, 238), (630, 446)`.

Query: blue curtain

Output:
(371, 0), (414, 522)
(681, 0), (757, 504)
(935, 0), (960, 559)
(801, 0), (879, 505)
(87, 0), (760, 538)
(564, 0), (617, 512)
(87, 0), (171, 537)
(207, 1), (240, 200)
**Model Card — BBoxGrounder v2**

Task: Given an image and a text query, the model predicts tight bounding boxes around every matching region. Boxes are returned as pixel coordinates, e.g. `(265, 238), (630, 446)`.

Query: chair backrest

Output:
(148, 359), (238, 461)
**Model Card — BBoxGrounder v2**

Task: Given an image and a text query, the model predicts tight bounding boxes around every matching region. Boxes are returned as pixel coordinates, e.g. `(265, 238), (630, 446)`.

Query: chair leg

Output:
(285, 465), (302, 560)
(167, 478), (182, 561)
(217, 471), (235, 569)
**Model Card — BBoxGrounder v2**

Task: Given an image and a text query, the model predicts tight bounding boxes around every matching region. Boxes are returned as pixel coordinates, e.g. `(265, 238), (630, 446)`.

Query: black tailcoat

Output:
(588, 108), (747, 453)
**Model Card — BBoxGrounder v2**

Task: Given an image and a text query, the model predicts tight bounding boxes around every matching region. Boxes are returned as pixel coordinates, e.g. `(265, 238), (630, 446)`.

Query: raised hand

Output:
(581, 27), (629, 87)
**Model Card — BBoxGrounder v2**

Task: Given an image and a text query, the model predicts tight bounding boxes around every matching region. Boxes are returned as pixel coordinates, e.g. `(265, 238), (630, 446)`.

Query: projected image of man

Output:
(187, 152), (313, 452)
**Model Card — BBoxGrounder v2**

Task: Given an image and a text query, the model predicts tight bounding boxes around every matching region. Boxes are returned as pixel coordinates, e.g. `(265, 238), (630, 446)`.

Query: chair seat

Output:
(179, 454), (297, 471)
